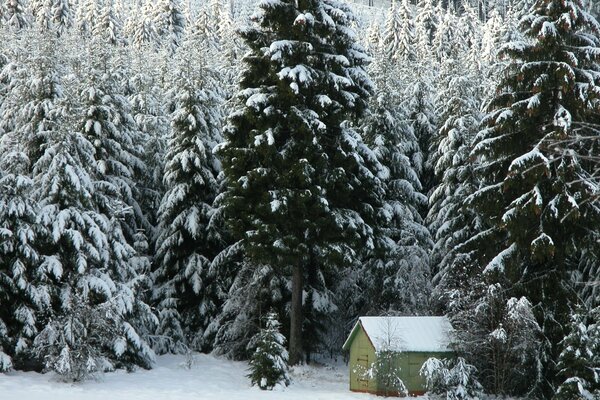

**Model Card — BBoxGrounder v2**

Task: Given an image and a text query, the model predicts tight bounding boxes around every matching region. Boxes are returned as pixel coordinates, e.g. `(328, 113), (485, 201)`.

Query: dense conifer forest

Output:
(1, 0), (600, 397)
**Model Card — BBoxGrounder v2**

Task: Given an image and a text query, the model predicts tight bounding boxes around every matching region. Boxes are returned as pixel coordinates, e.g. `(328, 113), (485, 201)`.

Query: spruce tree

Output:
(404, 76), (437, 198)
(27, 39), (155, 378)
(152, 0), (185, 53)
(152, 40), (224, 354)
(382, 0), (414, 64)
(77, 39), (149, 242)
(127, 51), (168, 238)
(2, 0), (30, 30)
(470, 0), (600, 394)
(0, 140), (47, 371)
(247, 312), (290, 390)
(94, 0), (125, 46)
(211, 257), (287, 359)
(428, 50), (481, 306)
(218, 0), (384, 365)
(554, 309), (600, 399)
(414, 0), (438, 50)
(127, 0), (158, 48)
(361, 77), (432, 314)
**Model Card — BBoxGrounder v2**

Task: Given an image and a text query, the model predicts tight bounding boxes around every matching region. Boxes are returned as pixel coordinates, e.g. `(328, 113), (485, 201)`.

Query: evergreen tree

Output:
(404, 74), (437, 198)
(415, 0), (438, 50)
(152, 0), (185, 53)
(75, 0), (98, 36)
(382, 0), (414, 64)
(127, 50), (168, 239)
(26, 39), (155, 378)
(470, 0), (600, 394)
(421, 357), (483, 400)
(361, 86), (432, 314)
(77, 39), (149, 242)
(0, 139), (47, 371)
(247, 312), (290, 390)
(428, 50), (481, 306)
(453, 284), (545, 395)
(31, 0), (72, 34)
(152, 40), (224, 354)
(127, 0), (159, 48)
(94, 0), (125, 45)
(218, 0), (384, 365)
(0, 34), (63, 167)
(553, 309), (600, 399)
(3, 0), (30, 30)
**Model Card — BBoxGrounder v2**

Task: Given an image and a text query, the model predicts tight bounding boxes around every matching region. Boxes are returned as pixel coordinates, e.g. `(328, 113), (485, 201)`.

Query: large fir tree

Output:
(218, 0), (384, 365)
(470, 0), (600, 395)
(152, 40), (224, 354)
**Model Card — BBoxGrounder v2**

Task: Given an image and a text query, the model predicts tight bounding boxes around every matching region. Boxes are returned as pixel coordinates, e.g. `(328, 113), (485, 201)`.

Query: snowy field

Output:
(0, 354), (402, 400)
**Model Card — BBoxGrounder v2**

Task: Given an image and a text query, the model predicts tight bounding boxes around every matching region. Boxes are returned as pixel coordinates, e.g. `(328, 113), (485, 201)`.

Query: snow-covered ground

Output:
(0, 354), (393, 400)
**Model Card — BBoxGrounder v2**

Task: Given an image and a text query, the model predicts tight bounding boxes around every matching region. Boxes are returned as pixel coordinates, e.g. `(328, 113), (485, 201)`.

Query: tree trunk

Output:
(289, 262), (303, 365)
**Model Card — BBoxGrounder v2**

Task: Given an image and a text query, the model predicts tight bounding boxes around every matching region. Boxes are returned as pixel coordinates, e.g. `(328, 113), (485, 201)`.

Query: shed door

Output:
(356, 353), (370, 389)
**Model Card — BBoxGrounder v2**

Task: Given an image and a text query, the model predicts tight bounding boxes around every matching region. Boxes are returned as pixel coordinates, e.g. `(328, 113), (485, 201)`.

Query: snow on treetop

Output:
(343, 316), (454, 353)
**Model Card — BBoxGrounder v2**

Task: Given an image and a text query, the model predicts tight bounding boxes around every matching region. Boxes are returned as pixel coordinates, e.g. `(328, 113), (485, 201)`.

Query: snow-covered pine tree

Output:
(381, 0), (414, 65)
(2, 0), (31, 30)
(127, 50), (169, 240)
(0, 32), (64, 172)
(70, 39), (157, 367)
(420, 356), (483, 400)
(152, 39), (224, 354)
(77, 38), (149, 243)
(93, 0), (125, 46)
(31, 0), (72, 35)
(127, 0), (159, 48)
(0, 138), (47, 372)
(405, 0), (438, 198)
(469, 0), (600, 394)
(403, 74), (437, 199)
(247, 312), (290, 390)
(218, 0), (384, 365)
(211, 257), (288, 359)
(189, 4), (217, 51)
(74, 0), (98, 36)
(360, 72), (432, 315)
(28, 38), (155, 379)
(414, 0), (438, 50)
(364, 18), (382, 58)
(427, 48), (482, 310)
(152, 0), (185, 54)
(554, 309), (600, 399)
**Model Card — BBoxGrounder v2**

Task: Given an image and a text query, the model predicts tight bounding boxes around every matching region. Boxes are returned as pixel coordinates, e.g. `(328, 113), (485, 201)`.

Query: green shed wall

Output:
(347, 325), (452, 396)
(348, 326), (378, 393)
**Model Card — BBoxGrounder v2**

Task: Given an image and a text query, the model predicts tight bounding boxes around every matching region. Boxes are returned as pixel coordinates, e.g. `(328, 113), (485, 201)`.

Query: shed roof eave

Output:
(341, 320), (361, 351)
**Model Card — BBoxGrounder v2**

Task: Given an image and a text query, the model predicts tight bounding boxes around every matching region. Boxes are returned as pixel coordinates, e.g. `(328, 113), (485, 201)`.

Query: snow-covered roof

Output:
(342, 316), (454, 353)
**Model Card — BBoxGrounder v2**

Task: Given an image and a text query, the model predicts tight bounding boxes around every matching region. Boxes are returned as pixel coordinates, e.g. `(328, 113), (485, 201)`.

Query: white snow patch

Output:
(0, 354), (393, 400)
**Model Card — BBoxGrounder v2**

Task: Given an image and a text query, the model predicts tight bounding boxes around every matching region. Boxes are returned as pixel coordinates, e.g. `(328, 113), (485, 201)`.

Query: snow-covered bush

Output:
(247, 312), (290, 390)
(33, 298), (119, 381)
(420, 357), (483, 399)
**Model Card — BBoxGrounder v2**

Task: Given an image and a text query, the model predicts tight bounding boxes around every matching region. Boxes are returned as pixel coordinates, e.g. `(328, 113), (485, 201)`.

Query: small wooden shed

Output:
(342, 316), (454, 396)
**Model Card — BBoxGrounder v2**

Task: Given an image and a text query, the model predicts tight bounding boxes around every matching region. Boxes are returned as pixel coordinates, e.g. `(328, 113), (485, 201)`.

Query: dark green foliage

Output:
(247, 312), (290, 390)
(217, 0), (384, 361)
(469, 0), (600, 394)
